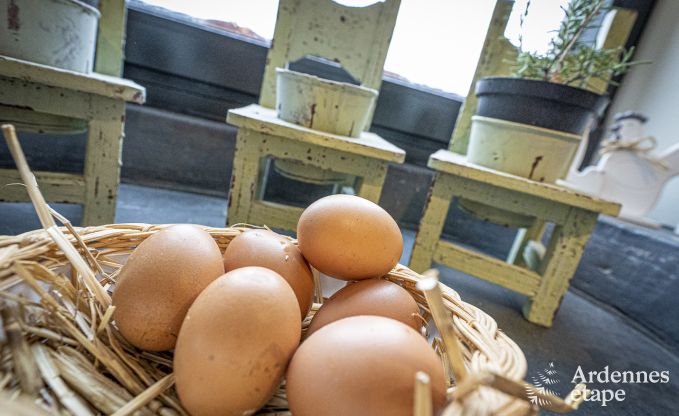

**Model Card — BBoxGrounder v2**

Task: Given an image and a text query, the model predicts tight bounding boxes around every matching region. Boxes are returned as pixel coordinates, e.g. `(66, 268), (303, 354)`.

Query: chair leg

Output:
(227, 129), (262, 226)
(523, 208), (597, 326)
(409, 173), (454, 273)
(507, 219), (546, 270)
(82, 100), (125, 226)
(355, 162), (388, 203)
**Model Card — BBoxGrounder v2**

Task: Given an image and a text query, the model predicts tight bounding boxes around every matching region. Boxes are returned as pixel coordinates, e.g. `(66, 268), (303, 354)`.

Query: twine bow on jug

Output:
(599, 135), (669, 170)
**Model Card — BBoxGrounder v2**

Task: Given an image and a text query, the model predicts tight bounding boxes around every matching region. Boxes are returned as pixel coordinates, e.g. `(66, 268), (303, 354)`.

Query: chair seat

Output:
(0, 55), (145, 103)
(227, 104), (405, 163)
(428, 149), (620, 216)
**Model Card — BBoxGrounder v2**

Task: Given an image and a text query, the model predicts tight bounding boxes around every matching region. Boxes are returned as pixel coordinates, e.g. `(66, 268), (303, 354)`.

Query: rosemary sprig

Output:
(512, 0), (648, 90)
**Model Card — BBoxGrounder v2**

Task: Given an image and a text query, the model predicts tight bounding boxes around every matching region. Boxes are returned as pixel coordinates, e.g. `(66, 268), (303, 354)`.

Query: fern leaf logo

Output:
(527, 362), (560, 407)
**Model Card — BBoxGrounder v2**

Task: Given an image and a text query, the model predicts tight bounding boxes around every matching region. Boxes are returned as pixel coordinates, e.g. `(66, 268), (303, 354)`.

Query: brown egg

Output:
(112, 225), (224, 351)
(174, 267), (301, 416)
(287, 316), (447, 416)
(223, 229), (313, 318)
(307, 279), (421, 336)
(297, 195), (403, 280)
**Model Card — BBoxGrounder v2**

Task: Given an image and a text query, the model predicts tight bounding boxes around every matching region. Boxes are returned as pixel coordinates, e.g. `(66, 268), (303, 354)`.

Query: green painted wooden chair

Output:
(226, 0), (405, 232)
(0, 0), (145, 225)
(409, 0), (634, 326)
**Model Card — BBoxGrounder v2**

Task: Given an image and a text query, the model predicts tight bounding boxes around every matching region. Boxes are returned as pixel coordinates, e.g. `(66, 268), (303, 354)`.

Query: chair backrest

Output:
(449, 0), (517, 154)
(259, 0), (401, 126)
(94, 0), (127, 77)
(449, 1), (637, 155)
(586, 7), (637, 94)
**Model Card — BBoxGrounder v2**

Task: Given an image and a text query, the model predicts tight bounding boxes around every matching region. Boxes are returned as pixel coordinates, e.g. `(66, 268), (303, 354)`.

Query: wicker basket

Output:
(0, 222), (540, 415)
(1, 125), (586, 415)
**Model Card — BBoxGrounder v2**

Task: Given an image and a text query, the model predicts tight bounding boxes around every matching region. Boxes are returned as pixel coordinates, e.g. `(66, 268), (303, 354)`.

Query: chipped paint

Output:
(7, 0), (20, 31)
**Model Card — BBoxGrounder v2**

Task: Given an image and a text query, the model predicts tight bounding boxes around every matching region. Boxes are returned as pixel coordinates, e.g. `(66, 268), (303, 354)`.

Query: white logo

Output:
(527, 362), (671, 408)
(526, 361), (560, 406)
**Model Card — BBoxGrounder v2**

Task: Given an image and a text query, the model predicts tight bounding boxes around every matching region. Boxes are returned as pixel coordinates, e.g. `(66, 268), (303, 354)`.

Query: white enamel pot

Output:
(0, 0), (100, 73)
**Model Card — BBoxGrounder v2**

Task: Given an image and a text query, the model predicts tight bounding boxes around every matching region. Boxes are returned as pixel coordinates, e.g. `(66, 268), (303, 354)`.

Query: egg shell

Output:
(174, 267), (301, 416)
(287, 316), (447, 416)
(307, 278), (421, 336)
(223, 229), (313, 318)
(297, 195), (403, 280)
(112, 225), (224, 351)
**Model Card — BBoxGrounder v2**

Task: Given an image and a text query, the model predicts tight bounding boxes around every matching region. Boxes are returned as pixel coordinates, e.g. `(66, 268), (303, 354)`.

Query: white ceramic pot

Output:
(0, 0), (100, 73)
(275, 68), (378, 138)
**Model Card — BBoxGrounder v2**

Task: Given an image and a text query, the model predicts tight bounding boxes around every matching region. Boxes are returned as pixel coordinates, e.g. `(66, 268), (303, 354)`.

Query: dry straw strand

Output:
(413, 371), (433, 416)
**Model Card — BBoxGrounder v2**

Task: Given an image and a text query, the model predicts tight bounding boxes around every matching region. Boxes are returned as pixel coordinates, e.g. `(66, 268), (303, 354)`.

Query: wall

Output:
(605, 0), (679, 227)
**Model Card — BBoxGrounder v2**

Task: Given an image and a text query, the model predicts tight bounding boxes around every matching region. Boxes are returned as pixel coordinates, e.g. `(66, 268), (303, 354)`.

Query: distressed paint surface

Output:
(228, 104), (404, 162)
(0, 56), (145, 103)
(449, 0), (517, 155)
(95, 0), (127, 77)
(260, 0), (400, 118)
(429, 150), (620, 216)
(227, 125), (395, 232)
(0, 168), (85, 202)
(523, 208), (598, 326)
(411, 151), (619, 326)
(82, 99), (125, 225)
(0, 35), (144, 225)
(226, 0), (403, 226)
(586, 8), (637, 94)
(434, 241), (540, 296)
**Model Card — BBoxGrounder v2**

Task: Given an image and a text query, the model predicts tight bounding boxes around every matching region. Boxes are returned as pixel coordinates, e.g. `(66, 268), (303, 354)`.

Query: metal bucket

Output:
(275, 68), (377, 138)
(273, 68), (377, 185)
(0, 0), (100, 73)
(467, 116), (582, 183)
(460, 116), (582, 228)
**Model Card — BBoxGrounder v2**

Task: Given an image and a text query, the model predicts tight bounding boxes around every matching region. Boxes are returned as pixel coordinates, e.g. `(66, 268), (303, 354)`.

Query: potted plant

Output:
(461, 0), (647, 227)
(468, 0), (645, 180)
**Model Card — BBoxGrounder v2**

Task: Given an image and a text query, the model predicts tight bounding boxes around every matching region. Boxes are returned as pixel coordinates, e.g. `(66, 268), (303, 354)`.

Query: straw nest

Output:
(0, 222), (536, 415)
